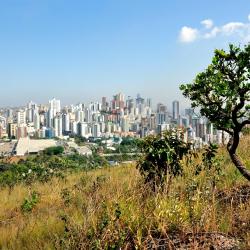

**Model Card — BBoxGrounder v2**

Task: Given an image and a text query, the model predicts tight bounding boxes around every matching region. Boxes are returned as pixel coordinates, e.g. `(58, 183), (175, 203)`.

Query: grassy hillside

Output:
(0, 137), (250, 249)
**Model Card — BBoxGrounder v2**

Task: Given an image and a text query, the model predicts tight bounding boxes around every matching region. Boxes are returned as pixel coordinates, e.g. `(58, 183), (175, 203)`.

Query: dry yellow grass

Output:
(0, 137), (249, 249)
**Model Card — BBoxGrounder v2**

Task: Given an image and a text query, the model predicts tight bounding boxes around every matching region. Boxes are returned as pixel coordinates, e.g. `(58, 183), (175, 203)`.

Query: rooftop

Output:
(16, 138), (57, 156)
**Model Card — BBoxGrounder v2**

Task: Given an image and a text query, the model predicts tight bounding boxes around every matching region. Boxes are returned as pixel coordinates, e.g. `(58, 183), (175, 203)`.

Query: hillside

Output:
(0, 137), (250, 249)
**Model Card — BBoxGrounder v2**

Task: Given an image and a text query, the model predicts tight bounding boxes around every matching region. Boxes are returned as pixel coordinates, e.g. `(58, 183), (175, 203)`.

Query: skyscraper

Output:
(17, 110), (26, 125)
(54, 115), (62, 137)
(102, 97), (108, 111)
(146, 98), (152, 108)
(172, 100), (180, 120)
(62, 113), (70, 133)
(112, 93), (125, 110)
(27, 101), (38, 123)
(49, 98), (61, 117)
(34, 111), (40, 130)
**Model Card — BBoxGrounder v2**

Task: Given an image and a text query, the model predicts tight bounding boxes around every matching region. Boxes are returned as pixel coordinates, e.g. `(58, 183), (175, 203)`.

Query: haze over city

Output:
(1, 0), (250, 107)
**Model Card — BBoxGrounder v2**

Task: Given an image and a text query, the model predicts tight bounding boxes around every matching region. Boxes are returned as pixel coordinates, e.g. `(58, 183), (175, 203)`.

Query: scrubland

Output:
(0, 137), (250, 249)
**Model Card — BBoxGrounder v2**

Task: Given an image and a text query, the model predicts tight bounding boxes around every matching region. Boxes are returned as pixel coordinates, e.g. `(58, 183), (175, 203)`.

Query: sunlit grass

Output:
(0, 137), (249, 249)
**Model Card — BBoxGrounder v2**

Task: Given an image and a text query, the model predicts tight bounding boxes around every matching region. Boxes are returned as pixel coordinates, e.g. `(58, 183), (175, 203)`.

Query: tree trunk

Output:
(229, 152), (250, 181)
(227, 133), (250, 181)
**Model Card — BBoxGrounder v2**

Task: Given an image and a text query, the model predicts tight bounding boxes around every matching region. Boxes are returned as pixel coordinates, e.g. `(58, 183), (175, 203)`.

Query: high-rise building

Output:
(136, 94), (144, 106)
(78, 122), (88, 137)
(0, 125), (6, 138)
(71, 121), (78, 134)
(84, 108), (91, 123)
(54, 115), (62, 137)
(45, 128), (54, 138)
(75, 110), (84, 123)
(172, 100), (180, 120)
(112, 93), (125, 110)
(0, 116), (6, 129)
(62, 113), (70, 133)
(157, 113), (167, 125)
(46, 109), (53, 128)
(121, 117), (129, 132)
(102, 97), (108, 111)
(149, 114), (156, 130)
(92, 123), (101, 137)
(185, 108), (194, 125)
(146, 98), (152, 108)
(34, 112), (40, 130)
(157, 103), (167, 113)
(49, 98), (61, 117)
(17, 110), (26, 125)
(27, 101), (38, 123)
(6, 109), (13, 119)
(8, 123), (17, 139)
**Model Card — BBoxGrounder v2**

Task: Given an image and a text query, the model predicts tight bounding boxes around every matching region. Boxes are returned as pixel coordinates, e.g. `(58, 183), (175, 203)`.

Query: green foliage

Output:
(73, 135), (87, 146)
(202, 143), (218, 169)
(195, 143), (223, 188)
(137, 130), (193, 190)
(21, 191), (40, 213)
(91, 153), (109, 167)
(44, 146), (64, 155)
(98, 202), (110, 232)
(180, 43), (250, 181)
(180, 44), (250, 134)
(119, 137), (141, 153)
(195, 143), (219, 174)
(105, 153), (139, 162)
(0, 152), (110, 187)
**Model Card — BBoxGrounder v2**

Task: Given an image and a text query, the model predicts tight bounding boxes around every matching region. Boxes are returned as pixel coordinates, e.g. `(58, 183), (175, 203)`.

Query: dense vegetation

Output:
(44, 146), (64, 156)
(0, 136), (249, 249)
(0, 152), (109, 188)
(137, 130), (193, 191)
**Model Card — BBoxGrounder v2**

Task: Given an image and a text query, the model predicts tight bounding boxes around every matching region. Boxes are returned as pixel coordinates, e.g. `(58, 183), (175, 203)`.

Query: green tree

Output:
(137, 130), (192, 191)
(180, 44), (250, 181)
(44, 146), (64, 155)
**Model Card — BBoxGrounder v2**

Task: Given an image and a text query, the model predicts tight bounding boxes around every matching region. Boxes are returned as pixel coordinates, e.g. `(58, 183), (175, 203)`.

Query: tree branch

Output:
(240, 120), (250, 130)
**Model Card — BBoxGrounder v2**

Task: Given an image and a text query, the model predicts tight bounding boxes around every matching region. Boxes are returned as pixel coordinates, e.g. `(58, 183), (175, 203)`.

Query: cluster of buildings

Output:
(0, 93), (227, 148)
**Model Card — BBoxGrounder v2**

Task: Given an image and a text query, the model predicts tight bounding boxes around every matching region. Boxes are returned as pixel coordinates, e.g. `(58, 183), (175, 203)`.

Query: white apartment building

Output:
(17, 110), (26, 125)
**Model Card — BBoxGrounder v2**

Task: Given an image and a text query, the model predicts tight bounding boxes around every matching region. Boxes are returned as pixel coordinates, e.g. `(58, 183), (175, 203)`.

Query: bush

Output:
(44, 146), (64, 155)
(21, 191), (40, 213)
(137, 130), (193, 191)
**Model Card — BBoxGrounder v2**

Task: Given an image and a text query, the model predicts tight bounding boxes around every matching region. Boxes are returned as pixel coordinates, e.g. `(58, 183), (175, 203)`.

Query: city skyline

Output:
(0, 93), (186, 113)
(1, 94), (220, 147)
(0, 1), (250, 106)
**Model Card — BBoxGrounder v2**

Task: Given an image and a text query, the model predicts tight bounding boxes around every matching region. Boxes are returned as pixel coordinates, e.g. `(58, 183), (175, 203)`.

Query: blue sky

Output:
(0, 0), (249, 108)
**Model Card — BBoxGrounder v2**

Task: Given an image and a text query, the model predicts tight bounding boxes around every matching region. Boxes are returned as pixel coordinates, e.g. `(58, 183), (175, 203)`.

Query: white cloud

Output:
(204, 27), (220, 39)
(221, 22), (245, 35)
(201, 19), (213, 29)
(179, 14), (250, 43)
(179, 26), (198, 43)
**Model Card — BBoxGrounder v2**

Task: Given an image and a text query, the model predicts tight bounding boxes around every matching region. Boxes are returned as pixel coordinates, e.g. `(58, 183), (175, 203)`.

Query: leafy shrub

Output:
(0, 151), (115, 188)
(195, 143), (223, 188)
(21, 191), (40, 213)
(44, 146), (64, 155)
(137, 130), (193, 191)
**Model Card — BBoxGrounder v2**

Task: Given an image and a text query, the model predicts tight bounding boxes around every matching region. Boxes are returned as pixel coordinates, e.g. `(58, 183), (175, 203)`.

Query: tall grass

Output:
(0, 137), (249, 249)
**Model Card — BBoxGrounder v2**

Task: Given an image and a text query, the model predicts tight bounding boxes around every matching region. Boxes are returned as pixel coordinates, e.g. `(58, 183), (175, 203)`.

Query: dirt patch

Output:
(146, 232), (240, 250)
(1, 156), (27, 164)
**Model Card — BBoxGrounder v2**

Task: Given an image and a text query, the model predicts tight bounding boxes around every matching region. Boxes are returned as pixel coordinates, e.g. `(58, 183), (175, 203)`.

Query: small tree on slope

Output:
(180, 44), (250, 181)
